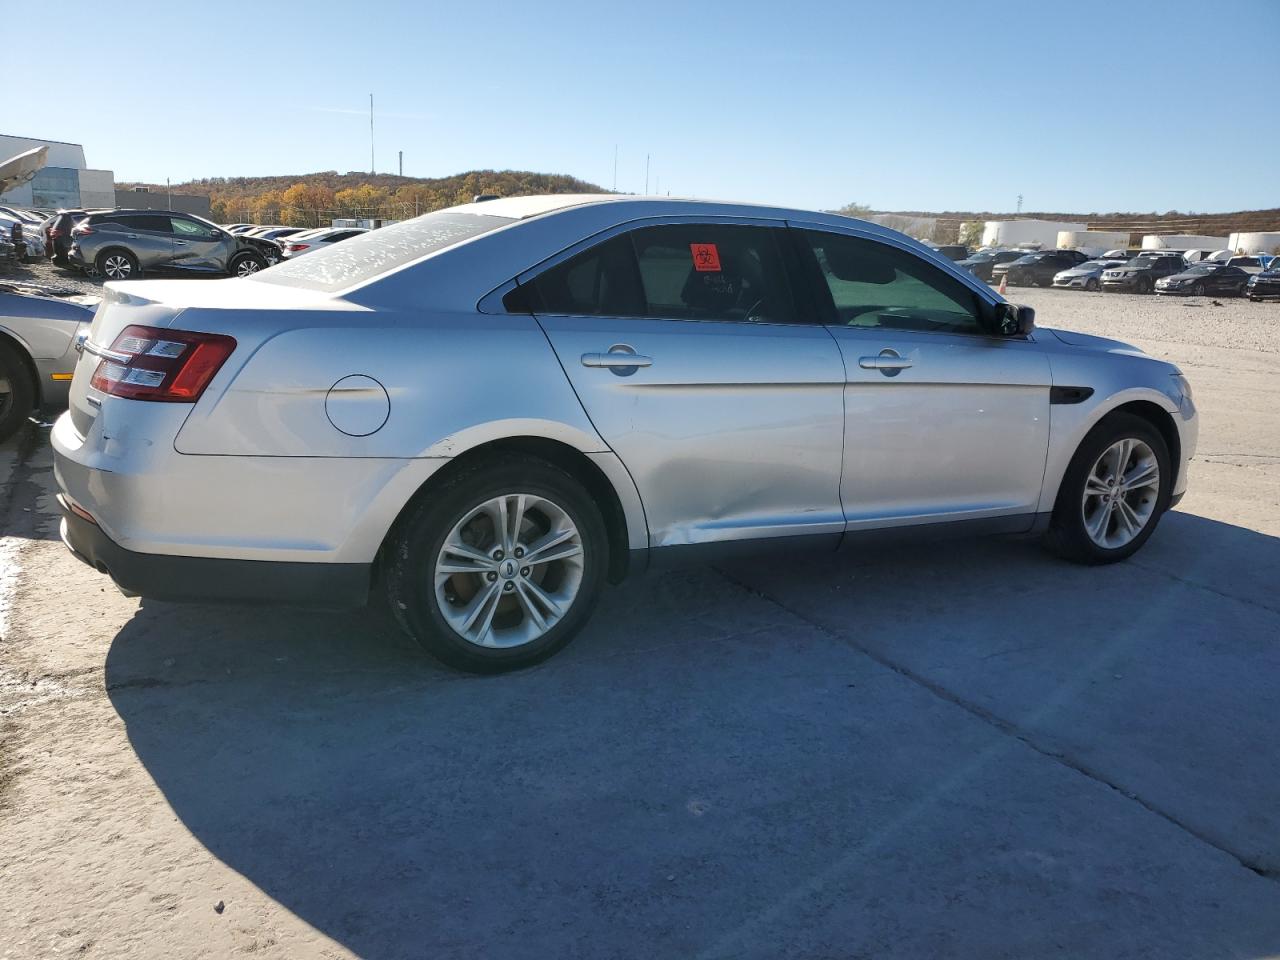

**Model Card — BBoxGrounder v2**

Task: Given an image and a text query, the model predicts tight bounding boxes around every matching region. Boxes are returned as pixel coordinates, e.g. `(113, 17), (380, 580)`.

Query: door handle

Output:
(581, 352), (653, 369)
(858, 356), (913, 370)
(581, 344), (652, 373)
(126, 234), (138, 239)
(175, 240), (188, 245)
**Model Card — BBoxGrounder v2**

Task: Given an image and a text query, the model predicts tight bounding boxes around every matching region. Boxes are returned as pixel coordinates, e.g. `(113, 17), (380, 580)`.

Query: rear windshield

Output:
(253, 210), (515, 291)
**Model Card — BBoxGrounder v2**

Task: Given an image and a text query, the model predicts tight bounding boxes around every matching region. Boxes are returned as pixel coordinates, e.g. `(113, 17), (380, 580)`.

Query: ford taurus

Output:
(52, 196), (1198, 672)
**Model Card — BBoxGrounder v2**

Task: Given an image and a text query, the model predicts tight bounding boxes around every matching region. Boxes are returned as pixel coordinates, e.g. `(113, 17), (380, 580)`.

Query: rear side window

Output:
(254, 211), (514, 291)
(531, 234), (645, 317)
(122, 214), (173, 233)
(629, 225), (797, 324)
(798, 230), (985, 334)
(529, 225), (798, 324)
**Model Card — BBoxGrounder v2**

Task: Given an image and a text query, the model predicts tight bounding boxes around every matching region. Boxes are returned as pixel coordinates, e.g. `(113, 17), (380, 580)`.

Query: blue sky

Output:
(21, 0), (1280, 213)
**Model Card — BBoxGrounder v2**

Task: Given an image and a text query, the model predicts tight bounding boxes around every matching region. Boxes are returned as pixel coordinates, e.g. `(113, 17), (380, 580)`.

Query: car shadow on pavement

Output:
(102, 512), (1280, 959)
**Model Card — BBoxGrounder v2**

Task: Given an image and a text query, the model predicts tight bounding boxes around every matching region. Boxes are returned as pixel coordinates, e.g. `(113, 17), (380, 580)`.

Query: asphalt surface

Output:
(1, 287), (1278, 959)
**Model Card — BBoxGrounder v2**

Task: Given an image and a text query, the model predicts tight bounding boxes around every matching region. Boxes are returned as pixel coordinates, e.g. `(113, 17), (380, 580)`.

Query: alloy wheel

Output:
(103, 255), (132, 279)
(235, 258), (261, 277)
(1081, 438), (1160, 549)
(433, 493), (585, 649)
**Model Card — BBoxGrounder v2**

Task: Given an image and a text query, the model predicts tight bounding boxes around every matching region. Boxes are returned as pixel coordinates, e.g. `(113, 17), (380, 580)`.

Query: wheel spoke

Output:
(1084, 474), (1111, 496)
(506, 494), (526, 552)
(1122, 461), (1158, 492)
(526, 543), (583, 566)
(513, 579), (548, 632)
(442, 540), (495, 566)
(1086, 502), (1112, 542)
(459, 581), (501, 643)
(523, 527), (576, 563)
(1110, 438), (1133, 479)
(519, 575), (562, 618)
(1116, 498), (1142, 537)
(436, 559), (490, 576)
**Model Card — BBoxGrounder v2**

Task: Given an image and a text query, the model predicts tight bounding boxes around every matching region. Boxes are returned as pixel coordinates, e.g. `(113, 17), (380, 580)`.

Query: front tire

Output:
(384, 457), (609, 673)
(0, 343), (36, 443)
(230, 253), (266, 277)
(1086, 278), (1099, 292)
(1043, 412), (1172, 565)
(1137, 276), (1153, 294)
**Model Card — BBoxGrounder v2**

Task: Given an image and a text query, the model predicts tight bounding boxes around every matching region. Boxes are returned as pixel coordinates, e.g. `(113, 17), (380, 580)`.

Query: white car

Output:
(53, 195), (1198, 673)
(280, 227), (368, 258)
(0, 212), (45, 260)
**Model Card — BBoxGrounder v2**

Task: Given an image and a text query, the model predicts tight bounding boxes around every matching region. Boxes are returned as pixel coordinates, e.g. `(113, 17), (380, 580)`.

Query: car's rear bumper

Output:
(58, 494), (371, 606)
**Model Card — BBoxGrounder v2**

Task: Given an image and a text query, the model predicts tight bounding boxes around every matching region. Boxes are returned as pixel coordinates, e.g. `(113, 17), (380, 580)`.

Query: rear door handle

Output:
(858, 356), (912, 370)
(175, 240), (188, 245)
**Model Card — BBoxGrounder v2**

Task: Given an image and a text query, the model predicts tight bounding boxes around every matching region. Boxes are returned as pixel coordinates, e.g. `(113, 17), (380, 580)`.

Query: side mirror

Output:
(993, 302), (1035, 337)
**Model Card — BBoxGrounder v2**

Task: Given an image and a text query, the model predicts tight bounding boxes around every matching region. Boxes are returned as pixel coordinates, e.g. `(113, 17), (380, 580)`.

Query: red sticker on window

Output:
(690, 243), (721, 272)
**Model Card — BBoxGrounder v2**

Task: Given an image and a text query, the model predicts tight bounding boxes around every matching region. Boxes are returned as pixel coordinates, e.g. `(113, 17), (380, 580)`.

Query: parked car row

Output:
(0, 205), (368, 280)
(948, 240), (1278, 299)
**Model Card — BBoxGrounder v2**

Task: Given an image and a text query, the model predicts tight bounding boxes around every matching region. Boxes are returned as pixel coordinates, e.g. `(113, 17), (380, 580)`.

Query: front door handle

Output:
(175, 240), (188, 245)
(858, 350), (913, 377)
(581, 344), (653, 371)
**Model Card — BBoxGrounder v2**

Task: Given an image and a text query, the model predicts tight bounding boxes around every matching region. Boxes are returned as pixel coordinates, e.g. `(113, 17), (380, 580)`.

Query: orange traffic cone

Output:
(998, 274), (1008, 296)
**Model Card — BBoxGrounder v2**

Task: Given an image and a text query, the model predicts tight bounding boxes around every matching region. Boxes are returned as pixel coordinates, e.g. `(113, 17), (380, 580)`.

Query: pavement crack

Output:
(712, 565), (1280, 885)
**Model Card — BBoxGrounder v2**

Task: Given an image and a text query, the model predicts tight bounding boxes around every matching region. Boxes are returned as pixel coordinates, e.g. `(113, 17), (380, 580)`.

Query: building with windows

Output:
(0, 134), (115, 210)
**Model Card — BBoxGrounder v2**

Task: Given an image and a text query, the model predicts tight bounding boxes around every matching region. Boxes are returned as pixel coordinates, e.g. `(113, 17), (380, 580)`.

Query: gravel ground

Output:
(0, 256), (105, 299)
(1, 288), (1278, 959)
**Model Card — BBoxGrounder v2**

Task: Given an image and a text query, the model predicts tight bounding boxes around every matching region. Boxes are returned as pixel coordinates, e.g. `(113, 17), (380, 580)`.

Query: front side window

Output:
(798, 230), (985, 334)
(171, 217), (215, 238)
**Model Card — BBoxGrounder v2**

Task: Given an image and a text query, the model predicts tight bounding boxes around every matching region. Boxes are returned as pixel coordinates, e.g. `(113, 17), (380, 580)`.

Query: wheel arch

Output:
(0, 329), (40, 408)
(1106, 399), (1181, 487)
(1040, 388), (1185, 514)
(375, 435), (646, 585)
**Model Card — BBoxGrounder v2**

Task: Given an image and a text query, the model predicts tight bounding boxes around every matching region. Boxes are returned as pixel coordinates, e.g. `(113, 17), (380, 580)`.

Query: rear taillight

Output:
(73, 223), (94, 236)
(89, 324), (236, 402)
(285, 243), (310, 253)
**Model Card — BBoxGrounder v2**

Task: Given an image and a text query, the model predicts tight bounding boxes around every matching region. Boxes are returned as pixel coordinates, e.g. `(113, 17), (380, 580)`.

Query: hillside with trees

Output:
(116, 169), (606, 226)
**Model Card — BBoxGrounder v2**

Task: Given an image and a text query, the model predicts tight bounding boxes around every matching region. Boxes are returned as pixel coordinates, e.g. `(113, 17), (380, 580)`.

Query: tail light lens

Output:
(285, 243), (310, 253)
(73, 223), (94, 235)
(89, 325), (236, 402)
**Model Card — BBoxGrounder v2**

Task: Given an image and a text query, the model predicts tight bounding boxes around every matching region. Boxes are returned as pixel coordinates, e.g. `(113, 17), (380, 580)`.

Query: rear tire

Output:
(1137, 276), (1153, 294)
(384, 457), (609, 673)
(96, 248), (139, 281)
(1043, 412), (1172, 565)
(0, 343), (36, 443)
(1190, 282), (1204, 296)
(1086, 278), (1099, 292)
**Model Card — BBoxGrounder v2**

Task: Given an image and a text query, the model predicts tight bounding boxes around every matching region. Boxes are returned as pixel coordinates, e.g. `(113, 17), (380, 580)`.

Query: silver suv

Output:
(68, 210), (269, 279)
(53, 195), (1198, 673)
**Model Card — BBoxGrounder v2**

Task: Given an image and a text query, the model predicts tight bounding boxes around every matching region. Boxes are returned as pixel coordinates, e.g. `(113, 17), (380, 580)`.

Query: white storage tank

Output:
(1141, 234), (1229, 251)
(982, 219), (1087, 250)
(1228, 232), (1280, 254)
(1057, 230), (1131, 256)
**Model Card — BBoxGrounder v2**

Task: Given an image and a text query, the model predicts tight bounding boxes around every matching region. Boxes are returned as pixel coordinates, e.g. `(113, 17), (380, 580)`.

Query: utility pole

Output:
(369, 93), (375, 174)
(612, 144), (618, 191)
(1016, 193), (1023, 214)
(398, 150), (403, 177)
(166, 177), (171, 211)
(644, 154), (650, 195)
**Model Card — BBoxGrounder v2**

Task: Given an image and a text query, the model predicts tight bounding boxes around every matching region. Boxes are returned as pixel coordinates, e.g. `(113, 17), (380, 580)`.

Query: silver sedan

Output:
(52, 196), (1197, 672)
(0, 291), (94, 441)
